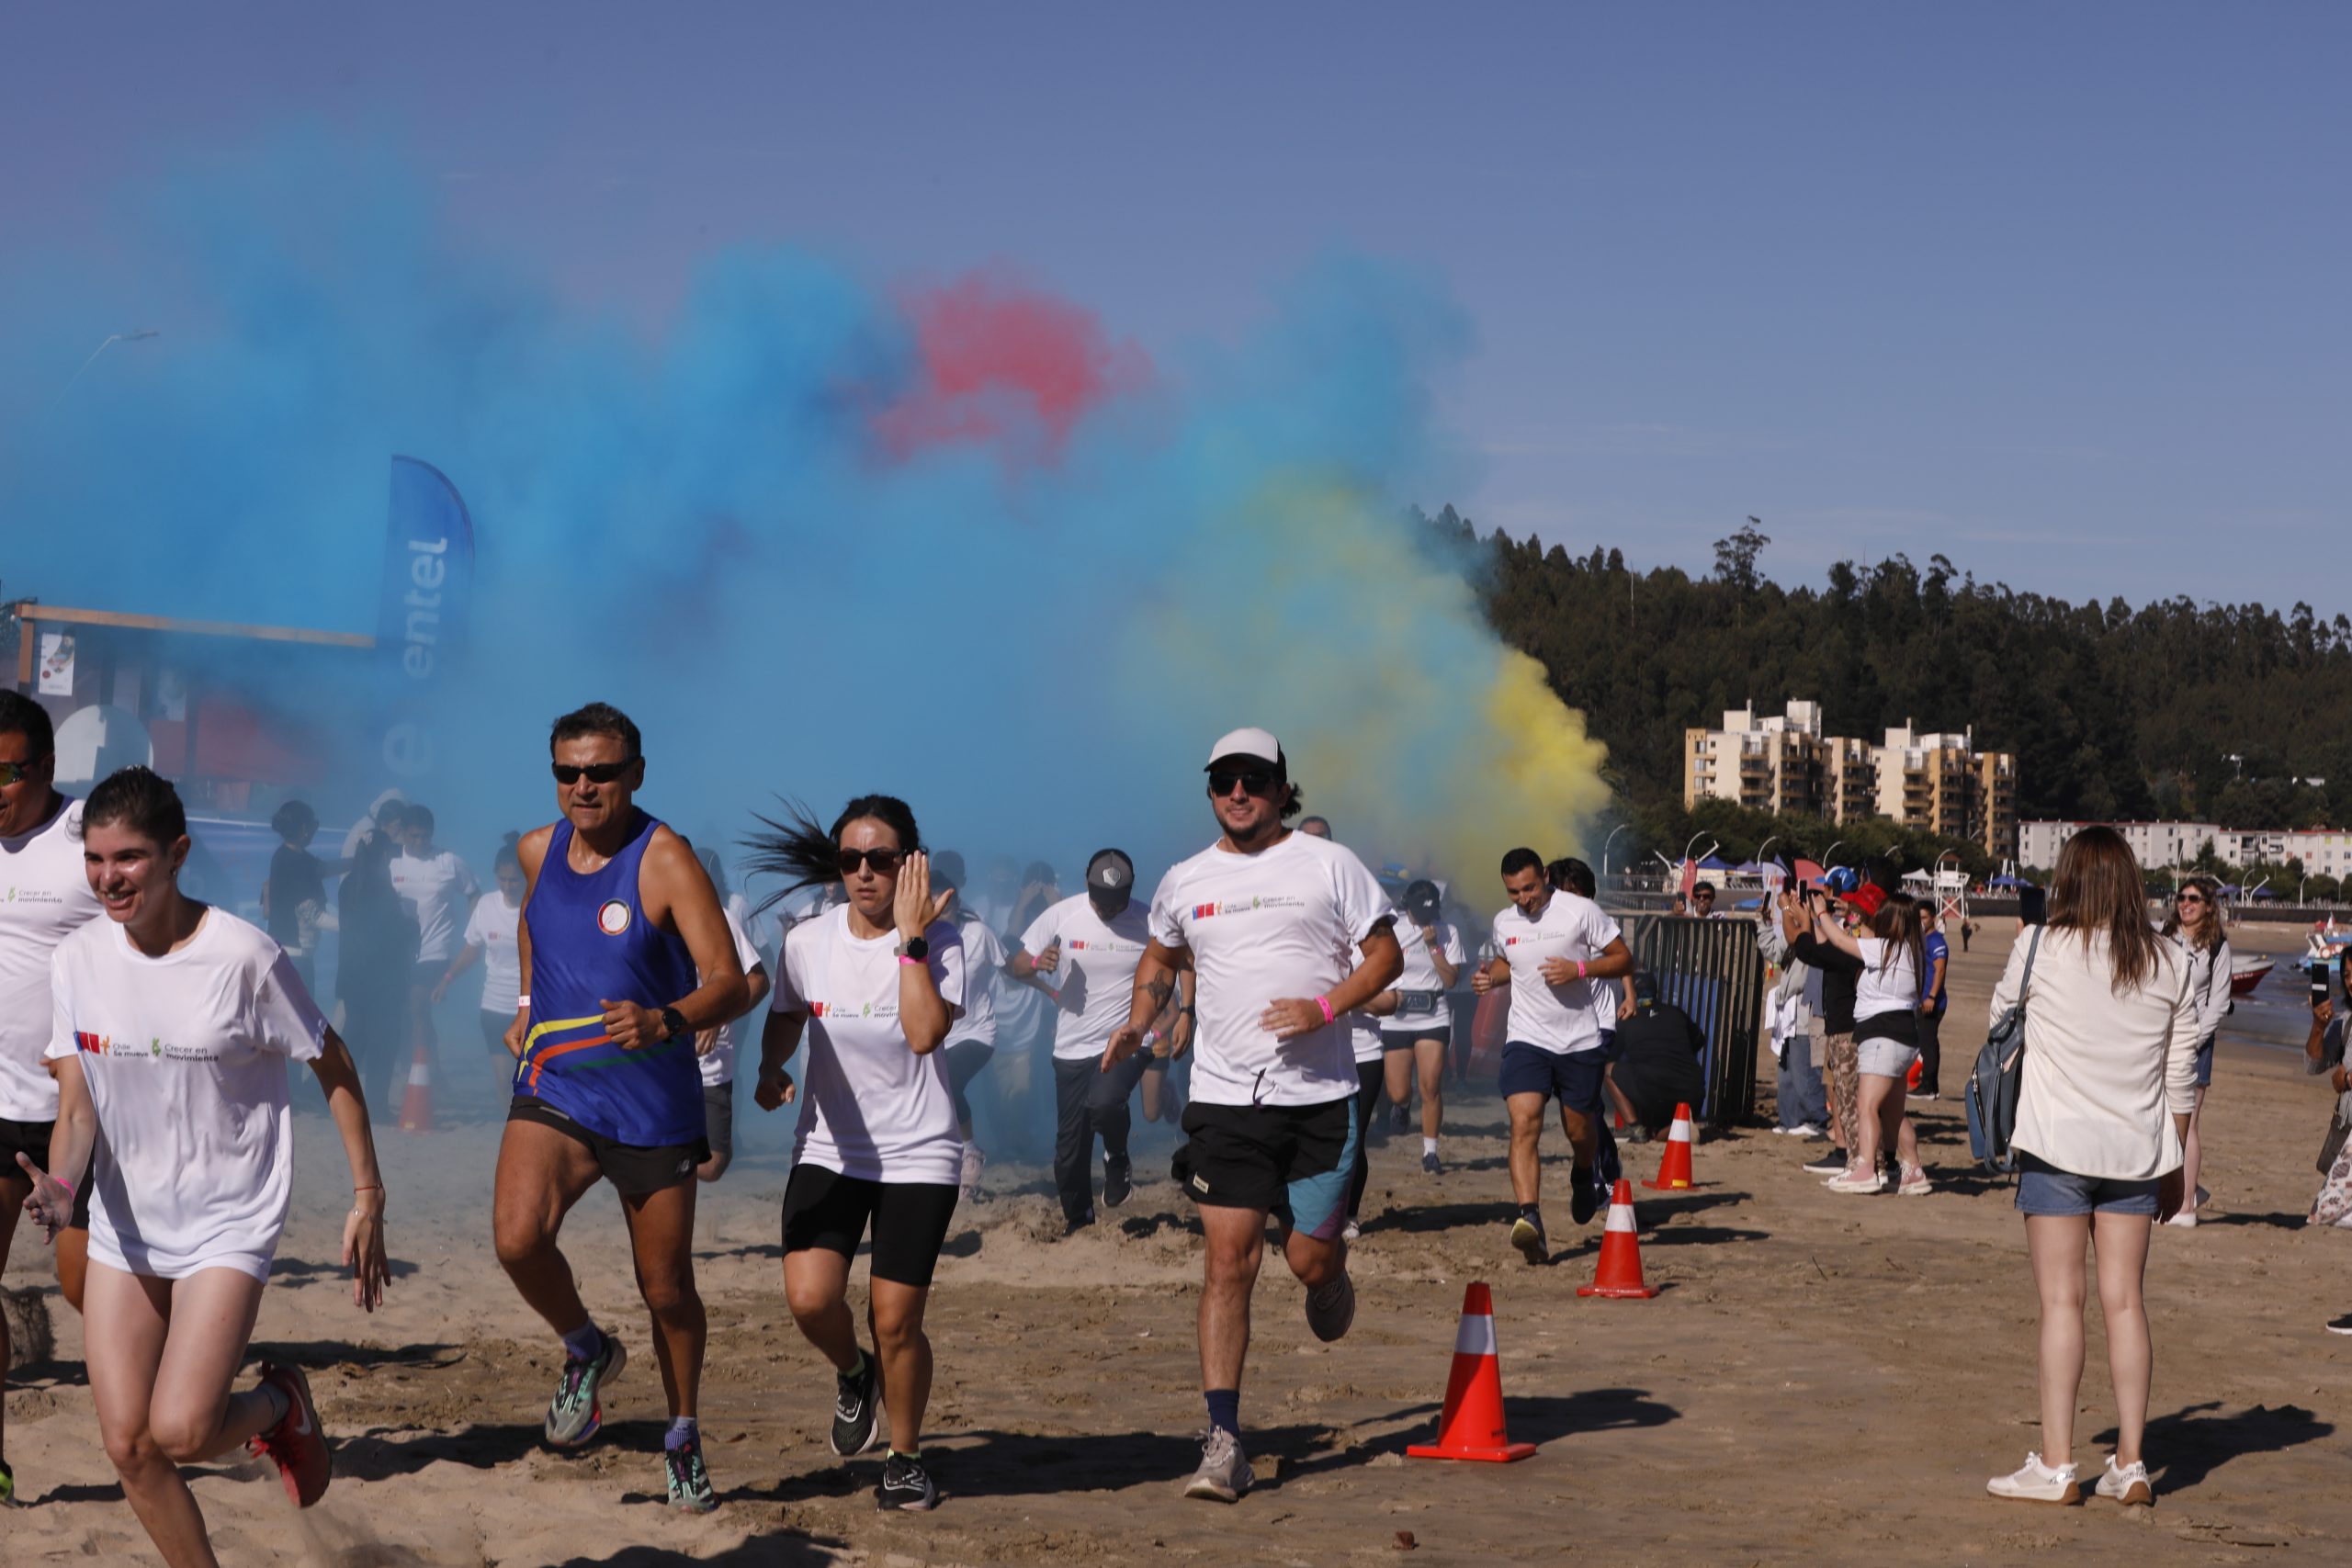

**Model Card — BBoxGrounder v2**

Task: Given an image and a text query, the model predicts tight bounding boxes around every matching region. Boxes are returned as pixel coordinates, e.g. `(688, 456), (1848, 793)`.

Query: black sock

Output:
(1520, 1202), (1541, 1221)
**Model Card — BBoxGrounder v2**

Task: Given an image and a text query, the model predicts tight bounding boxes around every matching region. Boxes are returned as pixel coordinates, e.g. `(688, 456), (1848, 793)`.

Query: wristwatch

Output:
(898, 935), (930, 962)
(658, 1005), (689, 1042)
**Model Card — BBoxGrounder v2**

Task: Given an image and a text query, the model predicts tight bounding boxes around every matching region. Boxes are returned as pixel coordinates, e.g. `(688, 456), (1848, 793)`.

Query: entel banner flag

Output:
(375, 456), (475, 782)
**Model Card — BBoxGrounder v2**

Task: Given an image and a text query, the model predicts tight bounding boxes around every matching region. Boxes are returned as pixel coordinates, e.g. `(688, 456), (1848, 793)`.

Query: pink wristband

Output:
(56, 1176), (74, 1198)
(1315, 996), (1334, 1025)
(898, 955), (924, 967)
(1577, 960), (1588, 979)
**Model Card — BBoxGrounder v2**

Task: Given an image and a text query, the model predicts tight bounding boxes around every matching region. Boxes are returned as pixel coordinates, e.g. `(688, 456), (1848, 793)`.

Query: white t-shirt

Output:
(462, 892), (524, 1015)
(1350, 1011), (1387, 1066)
(770, 907), (966, 1184)
(47, 908), (326, 1280)
(1147, 831), (1396, 1107)
(1020, 894), (1154, 1061)
(1385, 918), (1466, 1037)
(390, 848), (478, 964)
(0, 796), (104, 1121)
(1853, 937), (1920, 1022)
(974, 891), (1051, 1050)
(698, 907), (769, 1089)
(1492, 890), (1623, 1055)
(949, 909), (1003, 1048)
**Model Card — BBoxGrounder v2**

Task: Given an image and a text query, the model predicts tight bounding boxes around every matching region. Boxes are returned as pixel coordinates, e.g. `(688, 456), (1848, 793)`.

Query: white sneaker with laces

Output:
(1786, 1122), (1826, 1138)
(1986, 1451), (2079, 1503)
(1826, 1167), (1886, 1193)
(1896, 1165), (1932, 1197)
(2094, 1455), (2152, 1506)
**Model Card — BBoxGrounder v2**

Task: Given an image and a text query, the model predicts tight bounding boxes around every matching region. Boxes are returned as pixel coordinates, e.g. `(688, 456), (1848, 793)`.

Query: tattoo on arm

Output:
(1143, 976), (1174, 1012)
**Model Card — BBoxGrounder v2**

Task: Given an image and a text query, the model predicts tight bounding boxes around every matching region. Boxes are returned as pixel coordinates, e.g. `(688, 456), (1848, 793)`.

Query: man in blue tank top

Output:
(492, 703), (748, 1513)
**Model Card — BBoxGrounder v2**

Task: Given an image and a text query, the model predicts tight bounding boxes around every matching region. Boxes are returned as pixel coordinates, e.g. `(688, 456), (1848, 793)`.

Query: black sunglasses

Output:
(1207, 769), (1276, 798)
(552, 760), (634, 785)
(837, 846), (907, 876)
(2175, 892), (2206, 905)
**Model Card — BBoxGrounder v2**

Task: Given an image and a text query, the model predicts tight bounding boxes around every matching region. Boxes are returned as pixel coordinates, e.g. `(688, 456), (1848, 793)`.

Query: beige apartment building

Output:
(1683, 702), (2018, 859)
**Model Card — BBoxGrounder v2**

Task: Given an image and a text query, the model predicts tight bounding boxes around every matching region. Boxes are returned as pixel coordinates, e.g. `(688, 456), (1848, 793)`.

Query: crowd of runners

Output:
(0, 689), (2258, 1561)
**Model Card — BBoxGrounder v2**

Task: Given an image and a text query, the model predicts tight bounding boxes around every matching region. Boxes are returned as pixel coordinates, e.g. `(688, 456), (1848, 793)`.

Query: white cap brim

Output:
(1205, 726), (1283, 770)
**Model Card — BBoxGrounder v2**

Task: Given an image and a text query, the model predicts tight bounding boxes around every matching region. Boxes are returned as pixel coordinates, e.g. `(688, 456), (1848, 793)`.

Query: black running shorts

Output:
(0, 1115), (93, 1229)
(1174, 1098), (1356, 1240)
(779, 1164), (960, 1287)
(507, 1095), (707, 1197)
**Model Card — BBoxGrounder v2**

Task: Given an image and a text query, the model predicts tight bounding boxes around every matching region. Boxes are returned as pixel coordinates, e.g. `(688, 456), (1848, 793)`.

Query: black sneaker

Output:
(1421, 1150), (1442, 1176)
(831, 1350), (883, 1457)
(664, 1438), (717, 1513)
(1064, 1210), (1096, 1235)
(1102, 1156), (1132, 1209)
(876, 1450), (938, 1512)
(2326, 1313), (2352, 1336)
(1388, 1102), (1412, 1134)
(1801, 1148), (1849, 1176)
(1509, 1212), (1547, 1265)
(1570, 1177), (1598, 1226)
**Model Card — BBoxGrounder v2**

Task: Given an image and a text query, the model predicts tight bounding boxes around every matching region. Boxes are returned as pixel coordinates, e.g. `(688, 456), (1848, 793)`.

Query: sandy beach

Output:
(9, 915), (2352, 1565)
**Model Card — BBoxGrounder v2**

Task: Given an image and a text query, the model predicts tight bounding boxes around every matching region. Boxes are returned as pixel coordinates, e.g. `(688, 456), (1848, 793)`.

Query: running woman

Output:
(17, 766), (390, 1564)
(692, 846), (771, 1185)
(1108, 728), (1401, 1503)
(436, 832), (526, 1093)
(926, 852), (1005, 1203)
(1373, 879), (1464, 1175)
(749, 795), (964, 1512)
(1008, 848), (1186, 1232)
(1472, 846), (1633, 1265)
(494, 703), (749, 1513)
(0, 691), (105, 1504)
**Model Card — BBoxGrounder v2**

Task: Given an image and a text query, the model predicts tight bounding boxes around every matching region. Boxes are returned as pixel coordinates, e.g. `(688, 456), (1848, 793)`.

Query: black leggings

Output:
(943, 1038), (995, 1131)
(1345, 1056), (1387, 1220)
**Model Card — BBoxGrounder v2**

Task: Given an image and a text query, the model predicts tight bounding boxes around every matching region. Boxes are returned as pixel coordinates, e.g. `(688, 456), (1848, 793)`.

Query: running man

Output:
(19, 765), (390, 1562)
(1010, 848), (1188, 1232)
(494, 703), (749, 1512)
(0, 691), (105, 1504)
(1108, 728), (1401, 1503)
(1473, 846), (1633, 1265)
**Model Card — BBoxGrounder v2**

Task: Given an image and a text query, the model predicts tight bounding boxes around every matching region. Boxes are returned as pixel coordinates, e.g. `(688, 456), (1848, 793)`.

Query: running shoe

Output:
(1510, 1213), (1547, 1266)
(246, 1361), (331, 1508)
(1388, 1102), (1412, 1134)
(1786, 1122), (1826, 1139)
(1801, 1148), (1849, 1175)
(545, 1334), (626, 1450)
(1341, 1218), (1361, 1241)
(1183, 1427), (1251, 1503)
(2093, 1455), (2153, 1506)
(1986, 1451), (2079, 1504)
(1102, 1156), (1133, 1210)
(1569, 1177), (1598, 1226)
(1421, 1150), (1442, 1176)
(1622, 1125), (1652, 1145)
(1896, 1165), (1933, 1197)
(0, 1454), (14, 1508)
(831, 1349), (883, 1457)
(876, 1450), (938, 1512)
(664, 1438), (718, 1513)
(1826, 1167), (1886, 1194)
(1305, 1271), (1355, 1343)
(1910, 1090), (1941, 1102)
(958, 1143), (985, 1202)
(2326, 1313), (2352, 1336)
(2164, 1210), (2198, 1228)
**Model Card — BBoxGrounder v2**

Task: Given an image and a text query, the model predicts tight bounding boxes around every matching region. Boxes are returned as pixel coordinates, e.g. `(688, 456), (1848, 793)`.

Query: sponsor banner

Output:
(374, 456), (476, 781)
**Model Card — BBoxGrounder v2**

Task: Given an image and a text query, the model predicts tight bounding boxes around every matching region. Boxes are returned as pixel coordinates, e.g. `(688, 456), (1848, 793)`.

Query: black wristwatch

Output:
(658, 1005), (689, 1042)
(899, 934), (930, 962)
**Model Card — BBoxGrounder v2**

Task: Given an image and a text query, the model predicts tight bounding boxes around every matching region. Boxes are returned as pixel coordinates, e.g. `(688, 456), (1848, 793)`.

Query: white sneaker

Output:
(1896, 1165), (1932, 1197)
(1986, 1451), (2079, 1503)
(1826, 1167), (1886, 1194)
(2093, 1455), (2152, 1506)
(1786, 1122), (1826, 1139)
(2164, 1210), (2198, 1228)
(1341, 1219), (1361, 1241)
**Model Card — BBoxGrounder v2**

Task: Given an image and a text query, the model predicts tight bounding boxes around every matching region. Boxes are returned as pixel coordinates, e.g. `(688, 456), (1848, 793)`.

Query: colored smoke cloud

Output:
(0, 135), (1607, 894)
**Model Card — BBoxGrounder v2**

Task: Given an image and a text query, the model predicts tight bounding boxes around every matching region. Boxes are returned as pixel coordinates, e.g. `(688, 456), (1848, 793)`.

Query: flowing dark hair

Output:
(746, 795), (921, 910)
(2050, 826), (2166, 994)
(2159, 872), (2223, 953)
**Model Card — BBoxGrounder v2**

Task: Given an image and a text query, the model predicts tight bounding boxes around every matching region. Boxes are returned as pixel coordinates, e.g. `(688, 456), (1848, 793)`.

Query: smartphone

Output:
(2315, 967), (2332, 1005)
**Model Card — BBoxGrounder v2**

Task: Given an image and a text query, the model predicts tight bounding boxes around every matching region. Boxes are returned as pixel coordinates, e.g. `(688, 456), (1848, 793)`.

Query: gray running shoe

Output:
(545, 1335), (626, 1449)
(1305, 1271), (1356, 1342)
(1183, 1427), (1252, 1503)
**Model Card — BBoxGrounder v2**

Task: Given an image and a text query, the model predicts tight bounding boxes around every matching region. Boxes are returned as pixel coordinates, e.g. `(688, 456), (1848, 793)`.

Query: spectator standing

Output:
(1914, 918), (1951, 1100)
(2156, 874), (2231, 1225)
(264, 799), (331, 994)
(336, 829), (419, 1106)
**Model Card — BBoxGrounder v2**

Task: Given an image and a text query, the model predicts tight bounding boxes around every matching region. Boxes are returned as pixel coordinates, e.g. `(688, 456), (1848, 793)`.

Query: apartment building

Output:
(2022, 820), (2352, 878)
(1684, 702), (2018, 858)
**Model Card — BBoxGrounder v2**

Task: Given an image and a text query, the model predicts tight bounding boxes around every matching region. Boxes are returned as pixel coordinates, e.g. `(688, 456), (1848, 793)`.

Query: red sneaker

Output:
(246, 1361), (331, 1508)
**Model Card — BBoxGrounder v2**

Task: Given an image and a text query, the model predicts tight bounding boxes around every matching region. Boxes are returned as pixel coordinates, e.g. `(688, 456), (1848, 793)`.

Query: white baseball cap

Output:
(1204, 727), (1284, 771)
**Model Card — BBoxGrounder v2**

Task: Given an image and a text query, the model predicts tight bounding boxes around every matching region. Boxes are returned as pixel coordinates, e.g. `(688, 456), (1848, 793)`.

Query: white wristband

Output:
(516, 994), (531, 1009)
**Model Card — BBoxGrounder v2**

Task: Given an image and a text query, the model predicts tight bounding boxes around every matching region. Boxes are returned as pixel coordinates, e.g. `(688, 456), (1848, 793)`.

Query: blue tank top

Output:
(519, 810), (703, 1146)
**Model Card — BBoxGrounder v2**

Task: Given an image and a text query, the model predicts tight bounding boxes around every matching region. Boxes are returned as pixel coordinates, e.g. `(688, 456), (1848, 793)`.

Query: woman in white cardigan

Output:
(1984, 827), (2199, 1509)
(2156, 874), (2233, 1224)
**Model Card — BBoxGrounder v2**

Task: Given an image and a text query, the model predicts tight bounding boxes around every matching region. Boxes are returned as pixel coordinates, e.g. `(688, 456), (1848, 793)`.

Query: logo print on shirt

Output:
(597, 899), (631, 936)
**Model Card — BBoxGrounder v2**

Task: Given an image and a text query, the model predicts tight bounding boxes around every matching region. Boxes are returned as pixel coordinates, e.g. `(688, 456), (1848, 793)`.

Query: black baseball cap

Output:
(1087, 849), (1135, 894)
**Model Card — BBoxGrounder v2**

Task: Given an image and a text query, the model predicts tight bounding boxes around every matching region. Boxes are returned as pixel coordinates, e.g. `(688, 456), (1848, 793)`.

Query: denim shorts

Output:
(2013, 1153), (2160, 1217)
(1855, 1038), (1919, 1078)
(2192, 1034), (2215, 1089)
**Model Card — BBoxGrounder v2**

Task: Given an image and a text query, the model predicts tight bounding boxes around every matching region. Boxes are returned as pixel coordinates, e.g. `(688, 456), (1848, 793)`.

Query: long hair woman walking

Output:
(2156, 873), (2232, 1225)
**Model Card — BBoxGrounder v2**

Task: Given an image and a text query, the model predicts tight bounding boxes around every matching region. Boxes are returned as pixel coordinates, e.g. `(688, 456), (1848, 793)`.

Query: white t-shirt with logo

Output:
(462, 892), (524, 1015)
(1020, 894), (1154, 1061)
(1492, 890), (1623, 1056)
(949, 909), (1003, 1048)
(770, 907), (966, 1185)
(47, 908), (326, 1280)
(0, 796), (104, 1121)
(1147, 831), (1396, 1107)
(390, 849), (479, 964)
(698, 907), (769, 1089)
(1385, 918), (1466, 1037)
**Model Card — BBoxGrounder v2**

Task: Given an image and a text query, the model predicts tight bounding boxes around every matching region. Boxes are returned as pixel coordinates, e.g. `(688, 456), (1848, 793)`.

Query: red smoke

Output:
(873, 274), (1150, 460)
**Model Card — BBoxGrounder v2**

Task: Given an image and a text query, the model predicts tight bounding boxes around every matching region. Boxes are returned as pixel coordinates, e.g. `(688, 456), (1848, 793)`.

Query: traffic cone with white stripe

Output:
(398, 1043), (435, 1134)
(1577, 1179), (1660, 1299)
(1641, 1103), (1697, 1190)
(1406, 1282), (1536, 1462)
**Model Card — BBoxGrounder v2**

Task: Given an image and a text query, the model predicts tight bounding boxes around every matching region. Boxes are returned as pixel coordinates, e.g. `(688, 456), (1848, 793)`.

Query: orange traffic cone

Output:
(1406, 1282), (1537, 1463)
(1641, 1103), (1697, 1190)
(398, 1044), (435, 1134)
(1577, 1179), (1660, 1299)
(1905, 1055), (1923, 1091)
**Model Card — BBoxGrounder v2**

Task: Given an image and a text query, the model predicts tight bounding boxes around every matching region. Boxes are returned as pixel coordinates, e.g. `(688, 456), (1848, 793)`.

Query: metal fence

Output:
(1620, 914), (1766, 1131)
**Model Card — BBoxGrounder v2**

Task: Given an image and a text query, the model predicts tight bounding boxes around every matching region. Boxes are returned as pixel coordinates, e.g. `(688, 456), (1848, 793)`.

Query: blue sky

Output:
(5, 2), (2344, 607)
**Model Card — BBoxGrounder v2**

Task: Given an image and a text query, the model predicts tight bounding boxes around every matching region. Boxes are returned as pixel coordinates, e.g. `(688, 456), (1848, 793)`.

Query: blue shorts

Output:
(2014, 1153), (2160, 1218)
(1499, 1042), (1610, 1112)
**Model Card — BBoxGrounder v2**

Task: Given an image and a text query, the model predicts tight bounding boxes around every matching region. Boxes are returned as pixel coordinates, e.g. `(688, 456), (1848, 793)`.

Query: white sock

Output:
(1422, 1136), (1439, 1156)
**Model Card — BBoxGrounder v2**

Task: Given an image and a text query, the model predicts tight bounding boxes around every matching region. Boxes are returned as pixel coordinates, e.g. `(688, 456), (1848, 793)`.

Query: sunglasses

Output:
(1207, 769), (1276, 798)
(2175, 893), (2206, 905)
(837, 846), (906, 876)
(0, 756), (48, 785)
(551, 761), (634, 786)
